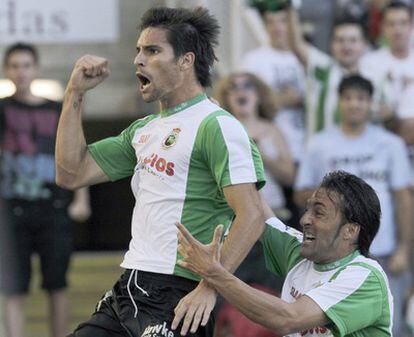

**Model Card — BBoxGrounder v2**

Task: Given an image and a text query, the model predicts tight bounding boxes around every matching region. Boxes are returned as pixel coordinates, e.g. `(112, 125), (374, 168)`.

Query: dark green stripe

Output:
(314, 66), (332, 131)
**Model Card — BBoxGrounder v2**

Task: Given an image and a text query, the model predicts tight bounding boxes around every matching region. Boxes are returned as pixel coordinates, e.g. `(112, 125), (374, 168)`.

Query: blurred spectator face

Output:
(4, 51), (38, 93)
(264, 11), (289, 49)
(383, 8), (413, 53)
(227, 75), (259, 118)
(331, 24), (366, 68)
(339, 88), (371, 127)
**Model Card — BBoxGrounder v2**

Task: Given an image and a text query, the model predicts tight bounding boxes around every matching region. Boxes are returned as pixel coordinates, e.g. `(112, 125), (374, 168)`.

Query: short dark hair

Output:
(139, 7), (220, 87)
(320, 171), (381, 257)
(332, 17), (367, 40)
(338, 75), (374, 97)
(3, 42), (39, 67)
(382, 1), (413, 20)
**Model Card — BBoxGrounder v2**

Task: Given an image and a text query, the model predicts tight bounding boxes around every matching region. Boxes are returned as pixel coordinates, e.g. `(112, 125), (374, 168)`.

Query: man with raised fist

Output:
(56, 6), (266, 337)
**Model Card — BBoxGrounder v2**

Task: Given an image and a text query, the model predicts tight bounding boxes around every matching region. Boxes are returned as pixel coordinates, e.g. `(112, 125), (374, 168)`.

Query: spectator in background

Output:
(286, 1), (368, 135)
(342, 0), (412, 47)
(242, 7), (305, 164)
(0, 43), (91, 337)
(360, 1), (414, 143)
(242, 6), (305, 228)
(363, 0), (392, 45)
(214, 72), (293, 288)
(214, 73), (294, 218)
(294, 75), (412, 336)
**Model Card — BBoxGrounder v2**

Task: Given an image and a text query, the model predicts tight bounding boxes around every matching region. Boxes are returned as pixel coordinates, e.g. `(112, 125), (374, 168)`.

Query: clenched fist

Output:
(68, 55), (110, 93)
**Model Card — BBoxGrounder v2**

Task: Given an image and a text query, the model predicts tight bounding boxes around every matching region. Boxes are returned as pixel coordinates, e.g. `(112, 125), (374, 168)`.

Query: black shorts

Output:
(0, 199), (72, 294)
(69, 269), (215, 337)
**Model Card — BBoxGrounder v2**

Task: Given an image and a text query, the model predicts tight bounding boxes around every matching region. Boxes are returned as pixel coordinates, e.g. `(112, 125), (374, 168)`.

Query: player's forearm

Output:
(55, 87), (89, 189)
(205, 264), (296, 335)
(220, 199), (264, 273)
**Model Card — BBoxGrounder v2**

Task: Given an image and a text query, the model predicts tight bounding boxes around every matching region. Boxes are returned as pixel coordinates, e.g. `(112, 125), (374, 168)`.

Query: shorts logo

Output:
(141, 321), (175, 337)
(162, 128), (181, 149)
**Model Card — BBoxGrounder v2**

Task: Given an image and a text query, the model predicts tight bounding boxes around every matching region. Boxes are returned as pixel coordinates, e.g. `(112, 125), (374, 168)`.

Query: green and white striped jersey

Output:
(262, 217), (393, 337)
(88, 93), (265, 280)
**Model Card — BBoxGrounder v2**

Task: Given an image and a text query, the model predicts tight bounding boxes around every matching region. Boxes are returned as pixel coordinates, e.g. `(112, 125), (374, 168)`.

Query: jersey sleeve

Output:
(197, 111), (266, 190)
(88, 115), (156, 181)
(306, 263), (390, 337)
(261, 217), (303, 278)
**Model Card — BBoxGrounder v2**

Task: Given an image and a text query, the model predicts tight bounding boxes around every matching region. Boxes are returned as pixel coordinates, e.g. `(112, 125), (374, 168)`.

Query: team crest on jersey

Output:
(162, 128), (181, 149)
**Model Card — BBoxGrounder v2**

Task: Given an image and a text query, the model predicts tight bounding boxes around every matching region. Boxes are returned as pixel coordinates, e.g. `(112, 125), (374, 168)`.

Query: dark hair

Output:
(320, 171), (381, 257)
(3, 42), (39, 67)
(332, 17), (367, 40)
(139, 7), (220, 87)
(382, 1), (413, 20)
(338, 75), (374, 97)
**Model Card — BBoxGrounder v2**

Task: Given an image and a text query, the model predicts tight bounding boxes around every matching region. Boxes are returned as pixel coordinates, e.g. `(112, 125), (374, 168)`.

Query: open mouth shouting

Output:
(236, 96), (248, 106)
(136, 72), (152, 92)
(303, 231), (316, 244)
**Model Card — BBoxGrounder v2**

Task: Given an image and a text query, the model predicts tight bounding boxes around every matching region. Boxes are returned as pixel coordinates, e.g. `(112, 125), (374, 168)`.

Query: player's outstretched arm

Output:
(56, 55), (111, 190)
(176, 222), (329, 335)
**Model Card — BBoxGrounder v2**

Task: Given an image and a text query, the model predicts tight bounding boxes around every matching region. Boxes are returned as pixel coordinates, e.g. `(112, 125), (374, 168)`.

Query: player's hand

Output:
(388, 245), (409, 274)
(172, 280), (217, 335)
(68, 55), (110, 93)
(172, 222), (223, 335)
(68, 198), (91, 222)
(176, 222), (223, 278)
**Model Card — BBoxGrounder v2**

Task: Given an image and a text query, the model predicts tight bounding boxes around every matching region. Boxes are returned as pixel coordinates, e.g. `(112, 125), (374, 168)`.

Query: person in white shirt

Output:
(286, 1), (367, 135)
(242, 6), (305, 228)
(56, 7), (266, 337)
(295, 74), (412, 336)
(242, 8), (306, 163)
(360, 1), (414, 180)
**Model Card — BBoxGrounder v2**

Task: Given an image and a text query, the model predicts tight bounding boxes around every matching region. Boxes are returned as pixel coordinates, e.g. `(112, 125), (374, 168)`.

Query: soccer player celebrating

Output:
(177, 171), (393, 337)
(56, 6), (265, 337)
